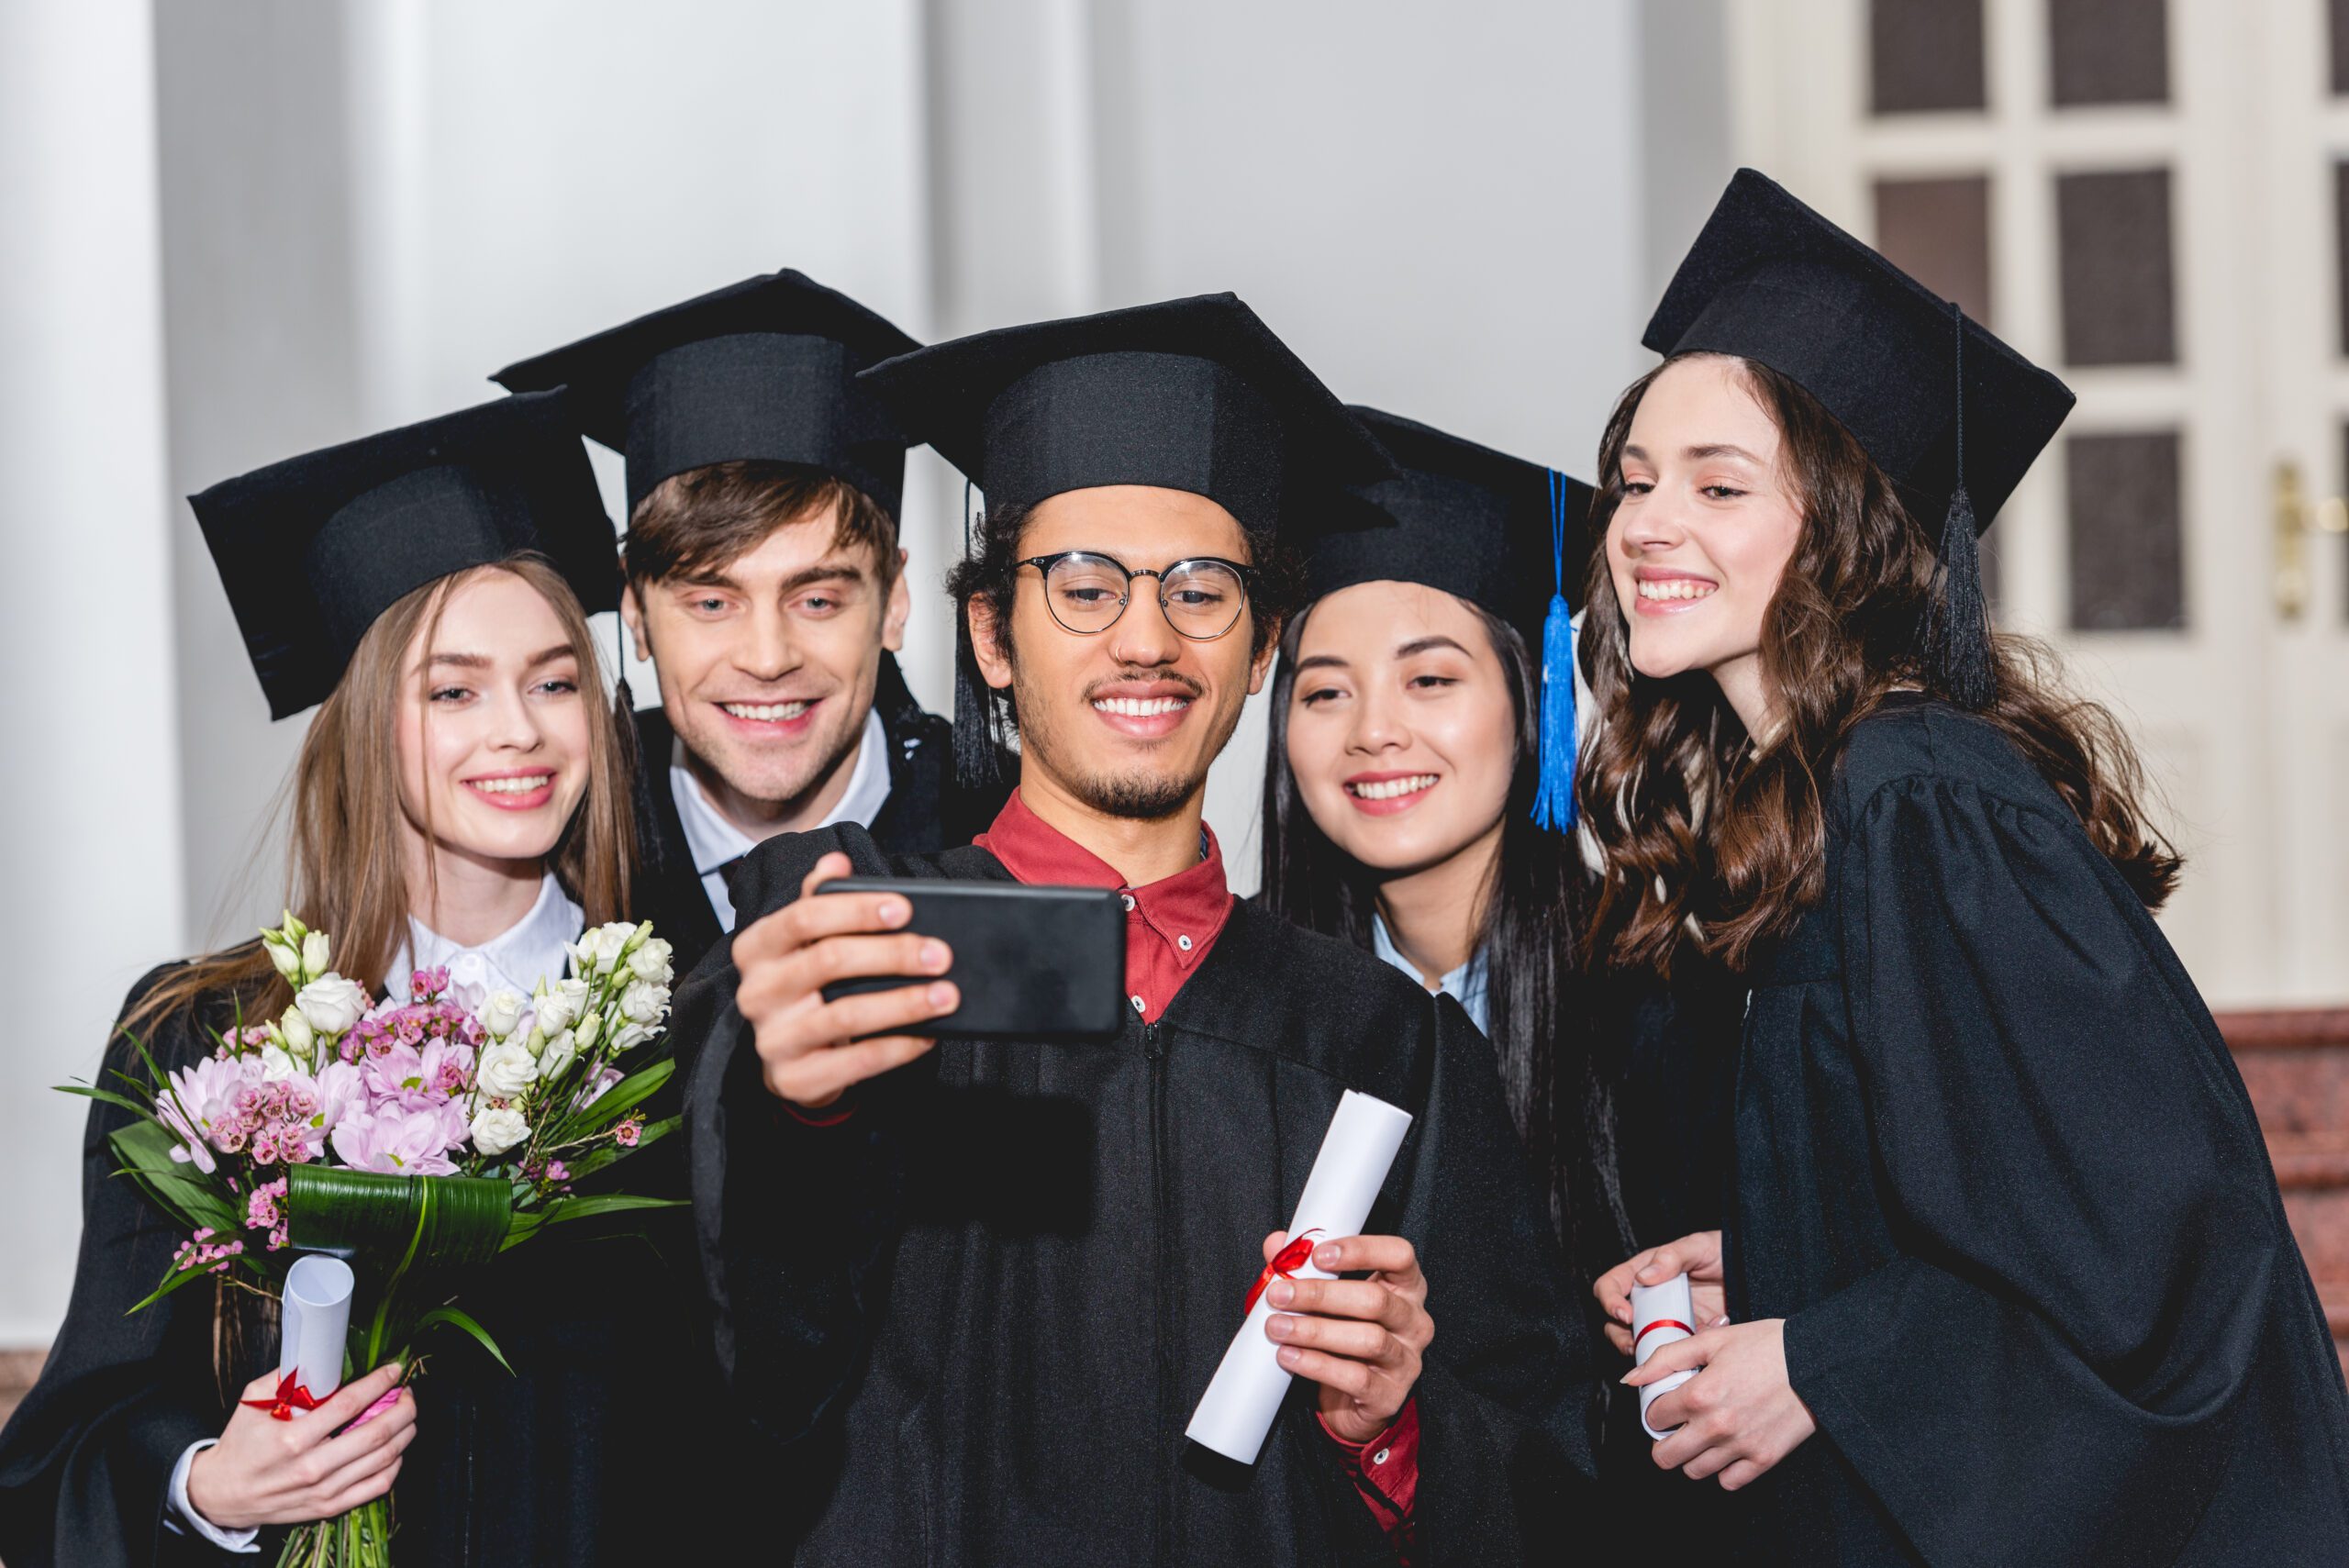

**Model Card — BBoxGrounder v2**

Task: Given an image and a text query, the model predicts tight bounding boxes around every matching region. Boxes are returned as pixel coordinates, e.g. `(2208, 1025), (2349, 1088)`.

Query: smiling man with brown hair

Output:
(496, 270), (1004, 972)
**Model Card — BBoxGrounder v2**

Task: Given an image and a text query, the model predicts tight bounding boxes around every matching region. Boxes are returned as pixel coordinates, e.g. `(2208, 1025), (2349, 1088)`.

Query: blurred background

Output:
(5, 0), (2346, 1403)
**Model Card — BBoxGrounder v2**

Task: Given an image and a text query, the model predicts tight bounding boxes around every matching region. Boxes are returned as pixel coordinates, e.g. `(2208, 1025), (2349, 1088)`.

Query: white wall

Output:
(0, 1), (187, 1344)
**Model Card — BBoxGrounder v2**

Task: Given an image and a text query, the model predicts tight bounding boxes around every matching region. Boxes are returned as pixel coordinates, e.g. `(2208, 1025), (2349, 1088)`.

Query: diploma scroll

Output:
(1185, 1089), (1415, 1464)
(1631, 1272), (1698, 1440)
(279, 1253), (355, 1407)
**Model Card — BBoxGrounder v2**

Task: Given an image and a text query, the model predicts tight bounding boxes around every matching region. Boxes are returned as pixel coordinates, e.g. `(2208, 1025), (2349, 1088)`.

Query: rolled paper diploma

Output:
(1631, 1272), (1698, 1440)
(1185, 1089), (1415, 1464)
(279, 1253), (354, 1407)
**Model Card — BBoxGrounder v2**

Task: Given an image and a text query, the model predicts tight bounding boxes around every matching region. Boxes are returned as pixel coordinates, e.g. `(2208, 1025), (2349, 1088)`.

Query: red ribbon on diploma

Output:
(1245, 1229), (1324, 1313)
(240, 1371), (321, 1421)
(1633, 1318), (1694, 1350)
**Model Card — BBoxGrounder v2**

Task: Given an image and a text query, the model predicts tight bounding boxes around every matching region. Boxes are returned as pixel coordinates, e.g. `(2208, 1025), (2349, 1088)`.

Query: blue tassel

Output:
(1531, 470), (1577, 830)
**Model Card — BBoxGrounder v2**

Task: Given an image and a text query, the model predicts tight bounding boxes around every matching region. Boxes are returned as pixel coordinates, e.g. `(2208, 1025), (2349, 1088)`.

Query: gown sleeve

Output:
(676, 825), (910, 1450)
(0, 974), (244, 1568)
(1780, 774), (2292, 1565)
(1385, 996), (1600, 1561)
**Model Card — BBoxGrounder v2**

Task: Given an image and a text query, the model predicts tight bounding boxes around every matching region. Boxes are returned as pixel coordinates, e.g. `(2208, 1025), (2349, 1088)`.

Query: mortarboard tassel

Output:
(952, 480), (1003, 787)
(1531, 468), (1578, 830)
(1921, 303), (1998, 711)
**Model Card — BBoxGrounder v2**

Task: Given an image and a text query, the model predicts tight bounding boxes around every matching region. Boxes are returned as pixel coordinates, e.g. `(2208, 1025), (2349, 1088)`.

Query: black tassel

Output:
(952, 596), (1003, 787)
(1921, 302), (1998, 711)
(610, 603), (664, 885)
(952, 482), (1003, 787)
(1923, 484), (1996, 710)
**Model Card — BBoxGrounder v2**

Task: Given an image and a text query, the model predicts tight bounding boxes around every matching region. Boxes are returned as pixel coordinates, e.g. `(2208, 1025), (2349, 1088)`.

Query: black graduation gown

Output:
(632, 651), (1006, 973)
(0, 972), (677, 1568)
(1579, 958), (1749, 1551)
(1730, 695), (2349, 1564)
(674, 823), (1598, 1566)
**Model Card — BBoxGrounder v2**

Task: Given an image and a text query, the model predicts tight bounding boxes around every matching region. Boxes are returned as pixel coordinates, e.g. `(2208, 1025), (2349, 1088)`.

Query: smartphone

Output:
(814, 877), (1128, 1043)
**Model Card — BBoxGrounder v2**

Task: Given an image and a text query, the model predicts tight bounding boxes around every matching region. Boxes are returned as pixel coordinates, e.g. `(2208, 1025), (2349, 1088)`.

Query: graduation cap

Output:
(191, 391), (617, 720)
(489, 269), (919, 519)
(858, 292), (1395, 782)
(1644, 168), (2076, 708)
(1304, 407), (1596, 828)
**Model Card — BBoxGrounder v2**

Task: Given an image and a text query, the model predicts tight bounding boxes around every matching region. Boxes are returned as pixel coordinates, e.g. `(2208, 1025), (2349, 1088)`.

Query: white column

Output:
(0, 1), (188, 1344)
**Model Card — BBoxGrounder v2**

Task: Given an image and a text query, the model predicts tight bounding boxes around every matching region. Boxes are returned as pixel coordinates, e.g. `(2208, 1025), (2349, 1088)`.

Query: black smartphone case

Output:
(814, 877), (1128, 1043)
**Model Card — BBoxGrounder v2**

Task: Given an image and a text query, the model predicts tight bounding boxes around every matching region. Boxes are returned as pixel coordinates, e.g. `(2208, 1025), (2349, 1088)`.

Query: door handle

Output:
(2274, 460), (2349, 620)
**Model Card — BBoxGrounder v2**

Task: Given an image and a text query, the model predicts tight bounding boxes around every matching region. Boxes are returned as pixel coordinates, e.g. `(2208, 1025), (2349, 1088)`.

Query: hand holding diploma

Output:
(1594, 1229), (1728, 1357)
(1621, 1318), (1818, 1492)
(184, 1362), (416, 1531)
(1258, 1229), (1433, 1445)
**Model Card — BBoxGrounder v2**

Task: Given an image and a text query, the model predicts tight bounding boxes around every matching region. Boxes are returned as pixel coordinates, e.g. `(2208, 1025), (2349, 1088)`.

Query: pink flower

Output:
(613, 1118), (641, 1148)
(157, 1055), (250, 1173)
(246, 1178), (286, 1231)
(545, 1161), (570, 1183)
(329, 1106), (462, 1175)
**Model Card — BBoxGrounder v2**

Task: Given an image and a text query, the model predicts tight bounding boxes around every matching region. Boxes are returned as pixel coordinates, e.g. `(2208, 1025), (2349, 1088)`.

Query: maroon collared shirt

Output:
(972, 788), (1236, 1022)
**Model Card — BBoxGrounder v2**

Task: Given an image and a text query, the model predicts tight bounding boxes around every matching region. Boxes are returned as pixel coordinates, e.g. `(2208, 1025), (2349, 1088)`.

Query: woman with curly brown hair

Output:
(1586, 172), (2349, 1565)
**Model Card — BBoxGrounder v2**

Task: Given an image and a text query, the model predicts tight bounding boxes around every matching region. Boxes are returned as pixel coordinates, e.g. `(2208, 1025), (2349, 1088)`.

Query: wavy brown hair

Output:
(1578, 353), (2181, 977)
(128, 554), (635, 1035)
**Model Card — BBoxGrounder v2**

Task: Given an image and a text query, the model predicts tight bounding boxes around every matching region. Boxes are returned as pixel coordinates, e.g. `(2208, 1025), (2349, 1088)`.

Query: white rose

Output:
(295, 973), (369, 1038)
(539, 1029), (578, 1082)
(595, 921), (639, 974)
(610, 1020), (656, 1052)
(263, 938), (302, 982)
(259, 1044), (300, 1083)
(619, 980), (670, 1027)
(627, 938), (674, 984)
(301, 929), (330, 980)
(277, 1006), (315, 1062)
(481, 989), (527, 1040)
(573, 1012), (601, 1050)
(476, 1040), (540, 1099)
(468, 1105), (529, 1157)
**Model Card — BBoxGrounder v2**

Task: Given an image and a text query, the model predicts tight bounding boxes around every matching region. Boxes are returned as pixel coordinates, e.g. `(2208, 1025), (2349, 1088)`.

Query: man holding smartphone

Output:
(670, 295), (1594, 1564)
(495, 271), (1004, 972)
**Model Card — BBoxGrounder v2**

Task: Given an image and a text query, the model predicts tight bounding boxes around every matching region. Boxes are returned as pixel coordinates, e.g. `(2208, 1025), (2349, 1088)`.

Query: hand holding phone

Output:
(730, 851), (961, 1111)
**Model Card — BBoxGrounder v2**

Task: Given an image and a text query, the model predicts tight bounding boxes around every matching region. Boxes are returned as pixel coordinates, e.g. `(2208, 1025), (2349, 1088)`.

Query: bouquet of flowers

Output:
(64, 911), (684, 1567)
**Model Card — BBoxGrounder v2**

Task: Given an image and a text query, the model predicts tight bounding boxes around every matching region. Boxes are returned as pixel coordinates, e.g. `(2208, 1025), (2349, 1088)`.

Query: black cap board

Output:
(1303, 408), (1595, 828)
(1644, 169), (2075, 706)
(856, 292), (1396, 536)
(490, 269), (919, 520)
(1308, 407), (1593, 659)
(191, 391), (618, 720)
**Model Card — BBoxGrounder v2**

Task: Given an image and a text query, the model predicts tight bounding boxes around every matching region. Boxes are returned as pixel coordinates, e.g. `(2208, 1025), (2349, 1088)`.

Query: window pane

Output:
(2066, 430), (2186, 631)
(2057, 168), (2177, 366)
(1875, 174), (1993, 324)
(1870, 0), (1987, 114)
(2049, 0), (2169, 106)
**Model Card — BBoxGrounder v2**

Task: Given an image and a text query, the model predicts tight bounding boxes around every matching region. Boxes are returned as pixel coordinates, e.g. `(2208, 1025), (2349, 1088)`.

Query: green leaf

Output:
(414, 1304), (512, 1375)
(538, 1193), (685, 1227)
(287, 1166), (513, 1360)
(552, 1057), (674, 1141)
(58, 1083), (155, 1119)
(107, 1122), (241, 1235)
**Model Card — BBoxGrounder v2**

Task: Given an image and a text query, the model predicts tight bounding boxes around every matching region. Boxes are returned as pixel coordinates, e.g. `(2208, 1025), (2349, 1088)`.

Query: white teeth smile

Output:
(721, 701), (810, 722)
(1638, 578), (1719, 601)
(467, 775), (551, 795)
(1348, 773), (1438, 800)
(1093, 696), (1189, 717)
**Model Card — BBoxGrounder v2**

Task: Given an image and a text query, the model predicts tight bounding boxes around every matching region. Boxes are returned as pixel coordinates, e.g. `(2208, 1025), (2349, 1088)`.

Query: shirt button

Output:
(1371, 1447), (1390, 1466)
(1121, 894), (1137, 912)
(1130, 995), (1146, 1014)
(1176, 934), (1193, 951)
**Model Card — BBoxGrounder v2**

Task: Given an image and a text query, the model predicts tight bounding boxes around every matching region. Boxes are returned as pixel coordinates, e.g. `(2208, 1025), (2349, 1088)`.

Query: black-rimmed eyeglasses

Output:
(1015, 550), (1253, 640)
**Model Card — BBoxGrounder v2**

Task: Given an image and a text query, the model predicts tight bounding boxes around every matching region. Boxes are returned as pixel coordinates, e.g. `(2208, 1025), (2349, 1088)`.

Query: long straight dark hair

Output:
(1259, 595), (1631, 1284)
